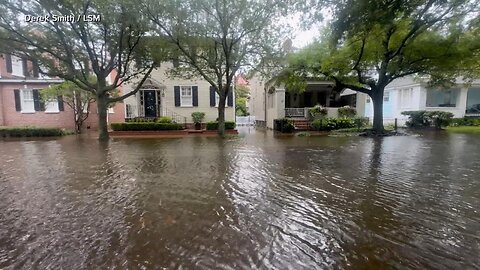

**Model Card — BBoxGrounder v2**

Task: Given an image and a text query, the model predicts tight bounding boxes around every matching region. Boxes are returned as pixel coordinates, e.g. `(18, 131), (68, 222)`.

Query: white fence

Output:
(236, 116), (256, 126)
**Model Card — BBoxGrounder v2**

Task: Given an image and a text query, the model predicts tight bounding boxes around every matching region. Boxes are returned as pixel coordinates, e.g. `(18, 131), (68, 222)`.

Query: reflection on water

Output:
(0, 129), (479, 269)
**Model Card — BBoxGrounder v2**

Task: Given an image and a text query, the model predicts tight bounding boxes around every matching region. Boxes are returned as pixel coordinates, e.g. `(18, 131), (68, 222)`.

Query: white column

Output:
(275, 88), (285, 119)
(458, 87), (469, 117)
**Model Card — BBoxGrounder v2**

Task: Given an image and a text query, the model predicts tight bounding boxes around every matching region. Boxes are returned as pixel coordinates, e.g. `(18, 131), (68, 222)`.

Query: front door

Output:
(144, 90), (157, 118)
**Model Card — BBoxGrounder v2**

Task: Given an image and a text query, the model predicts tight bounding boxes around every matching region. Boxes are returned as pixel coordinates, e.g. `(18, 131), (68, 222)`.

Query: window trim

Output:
(180, 85), (193, 107)
(21, 89), (35, 113)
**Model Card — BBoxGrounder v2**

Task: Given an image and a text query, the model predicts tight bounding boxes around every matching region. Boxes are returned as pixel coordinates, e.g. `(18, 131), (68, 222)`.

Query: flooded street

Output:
(0, 128), (479, 269)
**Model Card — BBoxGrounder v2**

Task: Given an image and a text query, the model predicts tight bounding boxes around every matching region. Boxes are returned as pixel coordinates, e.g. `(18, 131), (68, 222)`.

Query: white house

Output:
(248, 76), (365, 129)
(122, 62), (235, 127)
(362, 77), (480, 125)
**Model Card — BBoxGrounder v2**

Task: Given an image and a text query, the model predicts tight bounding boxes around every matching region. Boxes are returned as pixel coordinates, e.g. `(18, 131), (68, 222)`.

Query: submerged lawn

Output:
(446, 126), (480, 133)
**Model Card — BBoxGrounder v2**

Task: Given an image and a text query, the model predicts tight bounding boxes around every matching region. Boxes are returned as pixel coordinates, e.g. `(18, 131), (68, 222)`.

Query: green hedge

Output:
(449, 117), (480, 127)
(273, 118), (295, 133)
(0, 127), (66, 137)
(401, 110), (454, 129)
(311, 117), (368, 131)
(206, 121), (236, 130)
(111, 122), (183, 131)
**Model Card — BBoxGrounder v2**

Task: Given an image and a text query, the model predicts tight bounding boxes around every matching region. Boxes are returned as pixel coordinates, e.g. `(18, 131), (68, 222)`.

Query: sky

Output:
(283, 8), (333, 48)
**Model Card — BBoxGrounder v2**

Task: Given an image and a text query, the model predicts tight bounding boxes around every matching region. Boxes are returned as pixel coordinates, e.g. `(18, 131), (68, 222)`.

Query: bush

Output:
(450, 117), (480, 127)
(311, 118), (337, 131)
(273, 118), (295, 133)
(311, 117), (358, 131)
(191, 112), (206, 124)
(338, 106), (357, 118)
(111, 122), (183, 131)
(157, 117), (173, 123)
(0, 126), (66, 137)
(402, 110), (453, 129)
(206, 121), (236, 130)
(126, 117), (156, 123)
(308, 105), (328, 120)
(353, 117), (370, 129)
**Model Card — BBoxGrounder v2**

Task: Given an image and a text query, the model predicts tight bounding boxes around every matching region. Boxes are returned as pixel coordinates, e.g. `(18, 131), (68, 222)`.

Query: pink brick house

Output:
(0, 53), (124, 131)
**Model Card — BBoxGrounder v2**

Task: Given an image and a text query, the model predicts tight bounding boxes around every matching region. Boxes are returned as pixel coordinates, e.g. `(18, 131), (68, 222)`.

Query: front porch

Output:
(284, 84), (357, 119)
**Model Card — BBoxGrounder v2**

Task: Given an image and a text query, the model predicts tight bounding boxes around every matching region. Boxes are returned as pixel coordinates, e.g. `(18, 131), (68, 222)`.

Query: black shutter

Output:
(210, 86), (216, 107)
(57, 96), (64, 111)
(22, 58), (28, 77)
(33, 89), (41, 111)
(32, 60), (39, 78)
(5, 54), (12, 73)
(192, 86), (198, 107)
(174, 86), (180, 107)
(14, 89), (21, 111)
(227, 88), (234, 107)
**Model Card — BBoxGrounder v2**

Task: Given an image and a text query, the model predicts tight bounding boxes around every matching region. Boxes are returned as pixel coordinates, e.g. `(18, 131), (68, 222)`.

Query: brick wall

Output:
(1, 84), (125, 130)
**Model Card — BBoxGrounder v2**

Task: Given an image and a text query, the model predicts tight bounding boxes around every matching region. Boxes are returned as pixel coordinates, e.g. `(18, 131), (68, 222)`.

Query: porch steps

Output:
(290, 118), (311, 131)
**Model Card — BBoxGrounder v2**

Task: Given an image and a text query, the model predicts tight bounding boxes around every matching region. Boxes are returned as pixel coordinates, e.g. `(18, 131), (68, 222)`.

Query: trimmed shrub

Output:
(311, 117), (358, 131)
(449, 117), (480, 127)
(273, 118), (295, 133)
(338, 106), (357, 118)
(157, 117), (173, 123)
(311, 118), (337, 131)
(126, 117), (156, 123)
(402, 110), (453, 129)
(206, 121), (236, 130)
(110, 122), (183, 131)
(308, 105), (328, 120)
(0, 127), (66, 137)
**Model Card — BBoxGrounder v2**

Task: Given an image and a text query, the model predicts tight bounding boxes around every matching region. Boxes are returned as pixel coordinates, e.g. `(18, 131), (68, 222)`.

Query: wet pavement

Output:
(0, 128), (479, 269)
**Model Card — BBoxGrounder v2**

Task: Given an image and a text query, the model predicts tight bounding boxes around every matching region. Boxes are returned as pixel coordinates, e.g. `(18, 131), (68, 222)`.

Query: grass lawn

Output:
(446, 126), (480, 133)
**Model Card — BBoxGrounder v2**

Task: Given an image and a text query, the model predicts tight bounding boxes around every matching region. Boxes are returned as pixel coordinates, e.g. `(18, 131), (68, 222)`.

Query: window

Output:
(214, 92), (229, 107)
(44, 99), (59, 113)
(399, 88), (413, 108)
(21, 89), (34, 112)
(180, 86), (193, 106)
(11, 56), (24, 77)
(108, 107), (114, 113)
(383, 91), (390, 102)
(426, 88), (458, 107)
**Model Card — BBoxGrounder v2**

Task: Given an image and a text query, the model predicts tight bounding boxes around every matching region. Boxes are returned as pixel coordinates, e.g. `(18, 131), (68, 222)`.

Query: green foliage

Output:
(353, 117), (370, 129)
(236, 97), (249, 116)
(273, 118), (295, 133)
(157, 117), (173, 123)
(449, 118), (480, 127)
(126, 118), (157, 123)
(338, 106), (356, 118)
(110, 122), (183, 131)
(311, 117), (366, 131)
(308, 105), (328, 120)
(191, 112), (206, 124)
(0, 127), (66, 137)
(206, 121), (236, 130)
(402, 110), (454, 129)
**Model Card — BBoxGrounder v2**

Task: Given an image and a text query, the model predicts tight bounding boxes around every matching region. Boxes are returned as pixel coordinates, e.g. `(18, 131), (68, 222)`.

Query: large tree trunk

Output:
(371, 88), (385, 133)
(97, 95), (109, 140)
(217, 95), (226, 137)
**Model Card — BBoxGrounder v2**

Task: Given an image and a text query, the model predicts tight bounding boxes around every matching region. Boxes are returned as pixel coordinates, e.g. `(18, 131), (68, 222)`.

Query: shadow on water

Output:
(0, 129), (479, 269)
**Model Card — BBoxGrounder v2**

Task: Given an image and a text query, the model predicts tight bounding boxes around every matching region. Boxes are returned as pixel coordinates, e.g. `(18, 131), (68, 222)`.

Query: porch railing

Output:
(285, 108), (309, 118)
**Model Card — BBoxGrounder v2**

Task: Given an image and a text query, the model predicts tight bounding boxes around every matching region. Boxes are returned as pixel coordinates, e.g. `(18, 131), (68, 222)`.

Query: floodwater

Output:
(0, 128), (479, 270)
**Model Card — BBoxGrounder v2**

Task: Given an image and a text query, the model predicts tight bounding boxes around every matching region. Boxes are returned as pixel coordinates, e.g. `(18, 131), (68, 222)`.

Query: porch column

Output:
(275, 88), (285, 119)
(458, 87), (469, 116)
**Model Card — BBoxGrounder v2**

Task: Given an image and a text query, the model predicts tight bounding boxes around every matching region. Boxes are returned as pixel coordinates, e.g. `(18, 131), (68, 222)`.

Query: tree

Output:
(41, 81), (96, 133)
(235, 84), (250, 116)
(284, 0), (480, 133)
(0, 0), (160, 140)
(144, 0), (290, 136)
